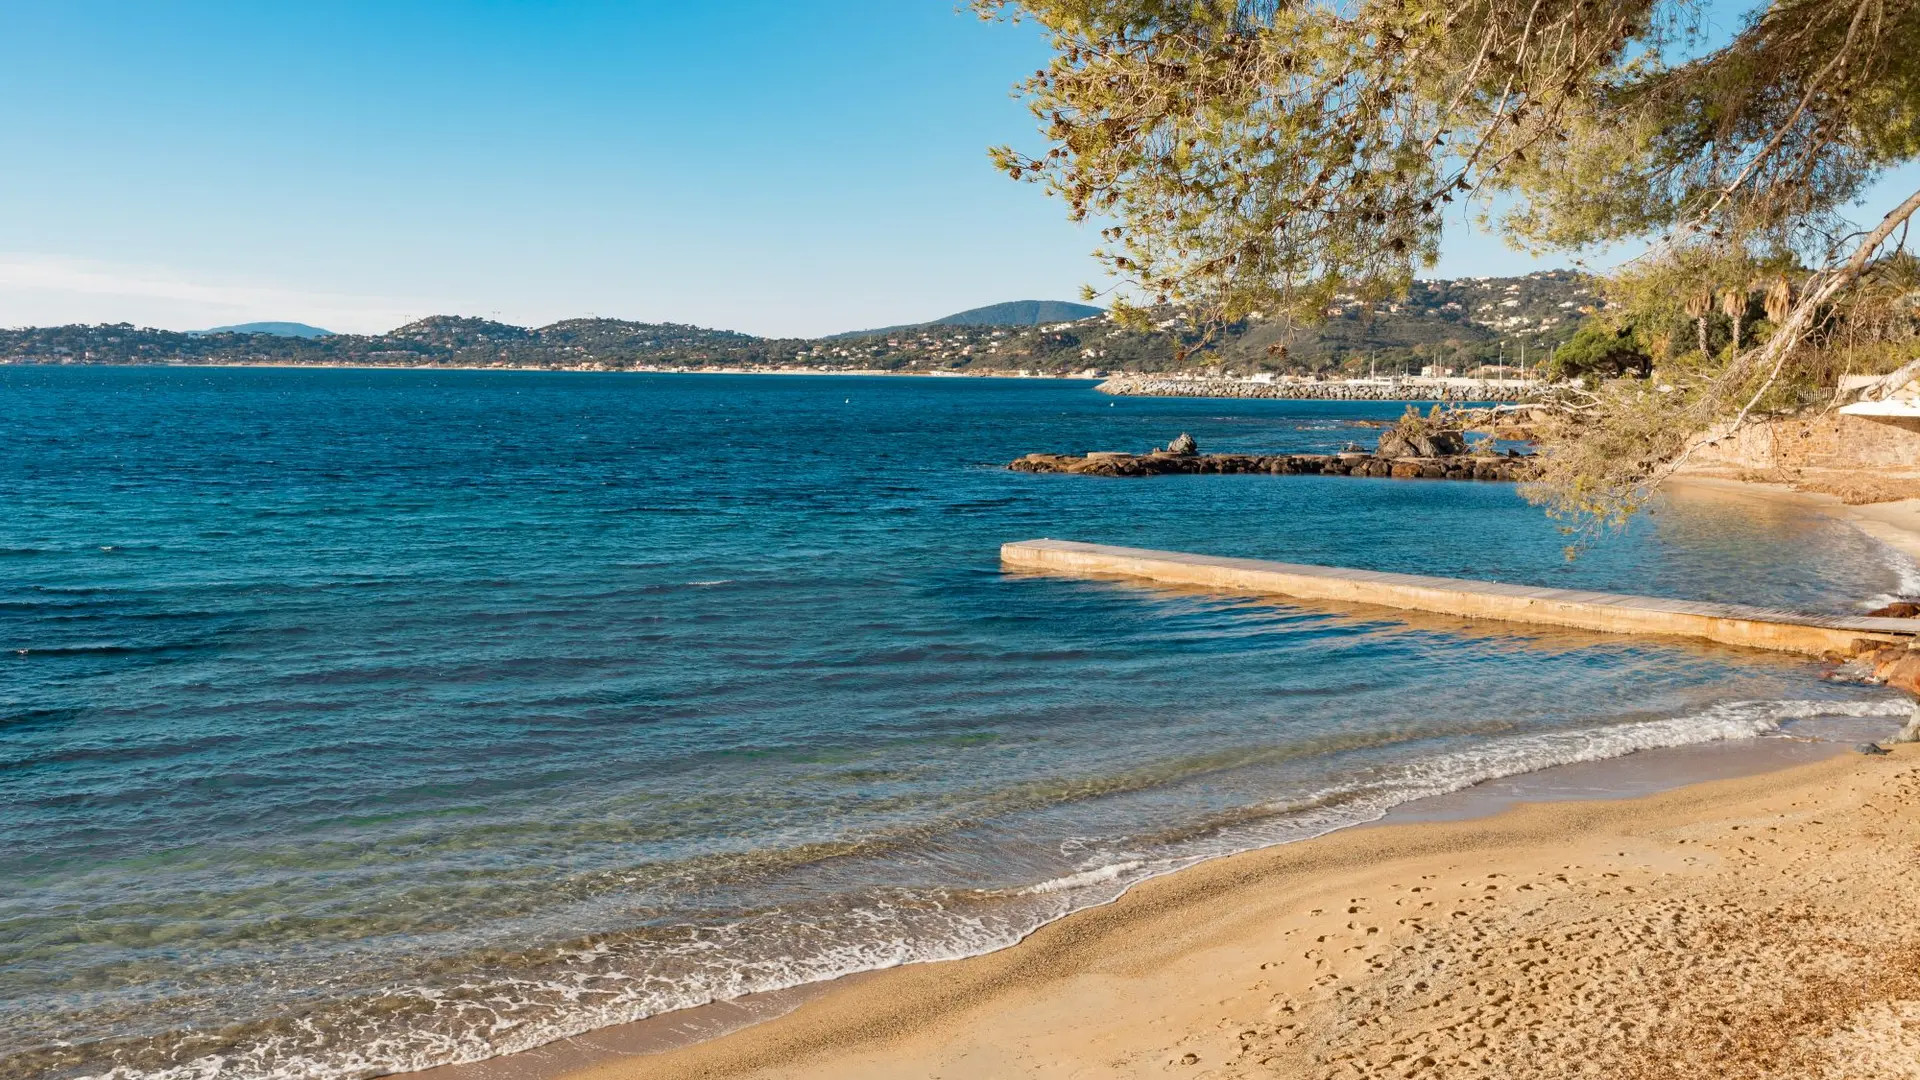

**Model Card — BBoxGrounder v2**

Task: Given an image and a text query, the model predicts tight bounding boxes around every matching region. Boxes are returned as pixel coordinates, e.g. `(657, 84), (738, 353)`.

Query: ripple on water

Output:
(0, 367), (1912, 1080)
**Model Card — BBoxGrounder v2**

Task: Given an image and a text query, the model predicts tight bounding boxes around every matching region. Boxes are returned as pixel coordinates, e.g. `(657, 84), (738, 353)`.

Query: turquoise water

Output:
(1, 366), (1909, 1080)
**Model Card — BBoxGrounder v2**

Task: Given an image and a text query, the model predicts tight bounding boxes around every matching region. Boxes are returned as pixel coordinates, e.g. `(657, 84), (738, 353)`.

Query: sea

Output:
(2, 365), (1912, 1080)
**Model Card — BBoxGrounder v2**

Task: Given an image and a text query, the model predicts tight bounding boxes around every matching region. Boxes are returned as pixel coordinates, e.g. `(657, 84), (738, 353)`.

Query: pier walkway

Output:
(1000, 539), (1920, 656)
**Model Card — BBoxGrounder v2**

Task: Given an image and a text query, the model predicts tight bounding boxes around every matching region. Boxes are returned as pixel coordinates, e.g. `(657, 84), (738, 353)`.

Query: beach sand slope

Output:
(574, 747), (1920, 1080)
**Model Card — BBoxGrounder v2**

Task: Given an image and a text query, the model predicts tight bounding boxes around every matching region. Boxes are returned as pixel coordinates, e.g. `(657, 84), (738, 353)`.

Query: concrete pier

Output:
(1000, 539), (1919, 656)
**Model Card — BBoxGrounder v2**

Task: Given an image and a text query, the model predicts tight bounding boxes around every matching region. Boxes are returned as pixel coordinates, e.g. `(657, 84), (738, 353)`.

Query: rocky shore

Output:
(1095, 374), (1535, 402)
(1009, 448), (1534, 481)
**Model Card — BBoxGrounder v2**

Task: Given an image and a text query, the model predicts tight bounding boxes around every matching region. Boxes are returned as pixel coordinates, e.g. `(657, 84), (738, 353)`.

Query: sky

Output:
(0, 1), (1913, 338)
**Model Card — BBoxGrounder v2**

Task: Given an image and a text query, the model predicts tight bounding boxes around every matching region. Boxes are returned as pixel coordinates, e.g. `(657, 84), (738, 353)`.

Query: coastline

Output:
(1669, 472), (1920, 565)
(1, 360), (1518, 398)
(1, 359), (1088, 379)
(395, 474), (1920, 1080)
(489, 741), (1918, 1080)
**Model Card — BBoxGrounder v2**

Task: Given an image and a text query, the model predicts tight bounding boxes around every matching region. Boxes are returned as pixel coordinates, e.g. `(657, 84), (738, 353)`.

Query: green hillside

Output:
(932, 300), (1105, 327)
(0, 272), (1594, 374)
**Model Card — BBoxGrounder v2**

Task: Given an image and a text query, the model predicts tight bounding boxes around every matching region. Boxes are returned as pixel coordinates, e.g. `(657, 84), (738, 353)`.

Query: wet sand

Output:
(405, 739), (1920, 1080)
(1669, 474), (1920, 565)
(412, 477), (1920, 1080)
(561, 744), (1919, 1080)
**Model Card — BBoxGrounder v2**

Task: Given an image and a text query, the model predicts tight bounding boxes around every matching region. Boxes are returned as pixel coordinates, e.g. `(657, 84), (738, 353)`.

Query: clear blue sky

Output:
(0, 1), (1911, 337)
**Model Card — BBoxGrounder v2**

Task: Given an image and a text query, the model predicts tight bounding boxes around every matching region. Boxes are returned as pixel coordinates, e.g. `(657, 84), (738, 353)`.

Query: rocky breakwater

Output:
(1849, 637), (1920, 746)
(1009, 431), (1533, 482)
(1096, 374), (1532, 402)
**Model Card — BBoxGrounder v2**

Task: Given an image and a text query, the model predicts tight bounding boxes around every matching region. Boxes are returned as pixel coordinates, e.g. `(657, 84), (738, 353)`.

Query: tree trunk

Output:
(1718, 186), (1920, 434)
(1730, 313), (1741, 353)
(1655, 186), (1920, 485)
(1697, 316), (1709, 358)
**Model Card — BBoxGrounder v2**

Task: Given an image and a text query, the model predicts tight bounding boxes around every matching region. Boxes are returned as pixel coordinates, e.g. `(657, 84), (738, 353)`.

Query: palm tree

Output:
(1764, 275), (1793, 324)
(1684, 290), (1714, 357)
(1721, 287), (1747, 353)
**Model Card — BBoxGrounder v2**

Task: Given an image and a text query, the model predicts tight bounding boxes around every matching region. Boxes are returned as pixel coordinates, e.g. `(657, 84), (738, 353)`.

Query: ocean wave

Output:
(1016, 859), (1147, 895)
(1856, 534), (1920, 607)
(48, 697), (1905, 1080)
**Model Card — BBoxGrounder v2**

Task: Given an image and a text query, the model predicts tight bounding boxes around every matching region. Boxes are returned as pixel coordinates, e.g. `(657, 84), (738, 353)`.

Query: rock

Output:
(1873, 652), (1920, 694)
(1863, 645), (1907, 670)
(1375, 429), (1415, 458)
(1166, 432), (1198, 456)
(1896, 705), (1920, 744)
(1867, 600), (1920, 618)
(1008, 448), (1533, 484)
(1379, 428), (1467, 458)
(1856, 742), (1892, 755)
(1413, 431), (1467, 457)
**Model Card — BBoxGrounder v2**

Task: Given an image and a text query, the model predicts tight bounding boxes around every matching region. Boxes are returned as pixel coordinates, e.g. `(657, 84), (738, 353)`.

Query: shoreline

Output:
(406, 734), (1904, 1080)
(1670, 472), (1920, 566)
(1094, 372), (1536, 403)
(470, 740), (1918, 1080)
(2, 361), (1525, 400)
(3, 359), (1088, 379)
(392, 476), (1920, 1080)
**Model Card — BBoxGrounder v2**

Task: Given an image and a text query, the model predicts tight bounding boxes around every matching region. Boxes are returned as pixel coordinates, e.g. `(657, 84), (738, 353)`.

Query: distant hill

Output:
(0, 272), (1595, 374)
(193, 322), (333, 338)
(832, 299), (1105, 338)
(931, 300), (1104, 327)
(386, 316), (535, 348)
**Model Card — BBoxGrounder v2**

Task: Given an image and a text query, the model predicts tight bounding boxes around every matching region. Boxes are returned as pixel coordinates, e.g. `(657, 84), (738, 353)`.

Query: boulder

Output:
(1862, 645), (1907, 670)
(1413, 431), (1467, 457)
(1874, 651), (1920, 696)
(1867, 600), (1920, 618)
(1166, 432), (1198, 456)
(1375, 429), (1415, 458)
(1378, 428), (1467, 458)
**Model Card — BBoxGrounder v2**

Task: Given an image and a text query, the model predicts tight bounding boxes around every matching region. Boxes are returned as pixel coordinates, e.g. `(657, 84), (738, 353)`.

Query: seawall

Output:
(1095, 374), (1535, 402)
(1000, 539), (1917, 657)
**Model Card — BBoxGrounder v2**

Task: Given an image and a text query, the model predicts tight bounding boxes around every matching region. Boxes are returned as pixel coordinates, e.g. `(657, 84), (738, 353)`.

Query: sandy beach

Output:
(16, 4), (1920, 1077)
(412, 479), (1920, 1080)
(527, 744), (1920, 1080)
(1668, 474), (1920, 565)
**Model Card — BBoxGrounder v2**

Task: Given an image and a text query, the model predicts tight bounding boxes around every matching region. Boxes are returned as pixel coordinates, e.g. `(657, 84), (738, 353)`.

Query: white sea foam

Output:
(1889, 543), (1920, 598)
(1017, 860), (1147, 895)
(1856, 533), (1920, 607)
(72, 698), (1907, 1080)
